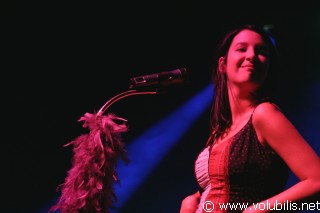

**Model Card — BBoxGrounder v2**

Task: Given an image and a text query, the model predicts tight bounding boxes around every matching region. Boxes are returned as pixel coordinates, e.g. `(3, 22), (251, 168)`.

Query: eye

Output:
(236, 47), (246, 52)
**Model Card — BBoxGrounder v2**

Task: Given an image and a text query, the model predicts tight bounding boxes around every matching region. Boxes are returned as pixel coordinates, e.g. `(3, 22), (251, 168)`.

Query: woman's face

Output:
(222, 29), (269, 90)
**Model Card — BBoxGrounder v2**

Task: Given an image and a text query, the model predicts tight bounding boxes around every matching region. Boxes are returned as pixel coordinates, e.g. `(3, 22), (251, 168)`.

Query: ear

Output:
(218, 57), (225, 73)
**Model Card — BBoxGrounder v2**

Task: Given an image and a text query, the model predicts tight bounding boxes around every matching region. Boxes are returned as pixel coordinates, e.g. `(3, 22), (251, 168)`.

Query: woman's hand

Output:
(180, 191), (200, 213)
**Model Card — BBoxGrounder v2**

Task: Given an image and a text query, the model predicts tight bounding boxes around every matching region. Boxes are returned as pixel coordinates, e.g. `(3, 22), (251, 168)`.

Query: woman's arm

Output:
(246, 102), (320, 212)
(180, 191), (200, 213)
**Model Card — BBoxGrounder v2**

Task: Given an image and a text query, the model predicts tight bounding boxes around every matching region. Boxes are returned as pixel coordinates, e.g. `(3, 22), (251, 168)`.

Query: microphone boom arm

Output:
(97, 89), (157, 116)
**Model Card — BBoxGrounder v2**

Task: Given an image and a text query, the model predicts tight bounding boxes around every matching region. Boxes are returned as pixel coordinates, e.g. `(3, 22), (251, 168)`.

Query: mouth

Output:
(242, 64), (255, 68)
(241, 66), (255, 71)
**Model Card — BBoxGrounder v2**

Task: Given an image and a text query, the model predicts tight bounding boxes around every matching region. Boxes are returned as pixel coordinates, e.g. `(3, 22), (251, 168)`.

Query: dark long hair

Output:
(208, 24), (281, 144)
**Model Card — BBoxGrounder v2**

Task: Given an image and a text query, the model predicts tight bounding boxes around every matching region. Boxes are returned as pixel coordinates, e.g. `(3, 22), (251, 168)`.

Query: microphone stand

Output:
(50, 88), (158, 213)
(51, 65), (187, 212)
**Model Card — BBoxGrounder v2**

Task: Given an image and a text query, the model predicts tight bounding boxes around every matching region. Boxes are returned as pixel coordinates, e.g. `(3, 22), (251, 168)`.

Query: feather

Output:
(49, 113), (129, 213)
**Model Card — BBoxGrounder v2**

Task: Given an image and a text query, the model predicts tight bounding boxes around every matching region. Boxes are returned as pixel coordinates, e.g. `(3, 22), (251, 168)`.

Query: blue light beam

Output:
(110, 83), (213, 212)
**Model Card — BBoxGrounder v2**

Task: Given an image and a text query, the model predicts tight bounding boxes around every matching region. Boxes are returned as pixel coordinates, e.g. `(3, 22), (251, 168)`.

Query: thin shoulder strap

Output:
(250, 103), (262, 119)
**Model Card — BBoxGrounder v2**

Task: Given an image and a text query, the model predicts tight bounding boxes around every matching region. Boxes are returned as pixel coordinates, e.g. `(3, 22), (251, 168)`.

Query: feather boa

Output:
(49, 112), (129, 213)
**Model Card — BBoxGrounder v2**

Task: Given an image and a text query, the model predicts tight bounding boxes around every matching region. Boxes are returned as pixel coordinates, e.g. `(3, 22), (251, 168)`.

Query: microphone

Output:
(129, 68), (187, 89)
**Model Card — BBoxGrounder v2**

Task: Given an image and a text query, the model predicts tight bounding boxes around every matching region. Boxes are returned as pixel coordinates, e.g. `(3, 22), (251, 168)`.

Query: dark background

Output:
(4, 1), (320, 213)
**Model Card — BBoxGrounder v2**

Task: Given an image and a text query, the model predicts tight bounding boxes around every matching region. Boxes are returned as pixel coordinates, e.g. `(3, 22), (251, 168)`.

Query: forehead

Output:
(231, 29), (266, 46)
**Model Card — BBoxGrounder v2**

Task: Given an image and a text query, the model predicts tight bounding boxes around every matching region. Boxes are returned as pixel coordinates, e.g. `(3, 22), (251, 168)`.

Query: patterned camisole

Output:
(194, 111), (289, 213)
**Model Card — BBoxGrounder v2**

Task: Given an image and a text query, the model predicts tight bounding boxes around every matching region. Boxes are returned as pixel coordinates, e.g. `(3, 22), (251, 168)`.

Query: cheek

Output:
(258, 55), (268, 64)
(227, 55), (243, 69)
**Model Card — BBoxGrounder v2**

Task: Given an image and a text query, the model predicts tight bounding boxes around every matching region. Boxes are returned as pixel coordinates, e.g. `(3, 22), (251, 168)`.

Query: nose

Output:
(246, 48), (256, 61)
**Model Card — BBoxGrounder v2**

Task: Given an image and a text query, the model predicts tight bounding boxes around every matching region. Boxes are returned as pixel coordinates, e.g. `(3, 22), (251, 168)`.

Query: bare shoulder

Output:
(252, 102), (290, 144)
(252, 102), (283, 123)
(252, 102), (320, 185)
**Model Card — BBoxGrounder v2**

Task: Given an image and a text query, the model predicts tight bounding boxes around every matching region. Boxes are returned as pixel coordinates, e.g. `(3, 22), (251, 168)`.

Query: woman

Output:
(180, 24), (320, 213)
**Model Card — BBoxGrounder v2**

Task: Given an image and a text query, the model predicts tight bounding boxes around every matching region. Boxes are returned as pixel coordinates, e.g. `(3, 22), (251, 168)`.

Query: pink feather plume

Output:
(49, 112), (129, 213)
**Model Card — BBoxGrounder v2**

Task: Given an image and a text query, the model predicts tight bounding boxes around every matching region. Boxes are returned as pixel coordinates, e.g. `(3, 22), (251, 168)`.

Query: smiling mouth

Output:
(242, 64), (254, 68)
(242, 66), (255, 71)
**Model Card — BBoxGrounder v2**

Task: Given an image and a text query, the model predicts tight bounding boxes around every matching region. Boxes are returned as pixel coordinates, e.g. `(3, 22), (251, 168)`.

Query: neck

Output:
(227, 83), (256, 122)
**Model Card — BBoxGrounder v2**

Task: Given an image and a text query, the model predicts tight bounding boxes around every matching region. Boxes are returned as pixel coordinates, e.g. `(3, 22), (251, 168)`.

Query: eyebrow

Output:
(234, 42), (247, 45)
(234, 42), (267, 46)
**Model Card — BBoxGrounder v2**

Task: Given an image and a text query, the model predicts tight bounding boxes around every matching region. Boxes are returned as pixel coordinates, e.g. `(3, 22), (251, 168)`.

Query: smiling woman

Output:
(180, 24), (320, 213)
